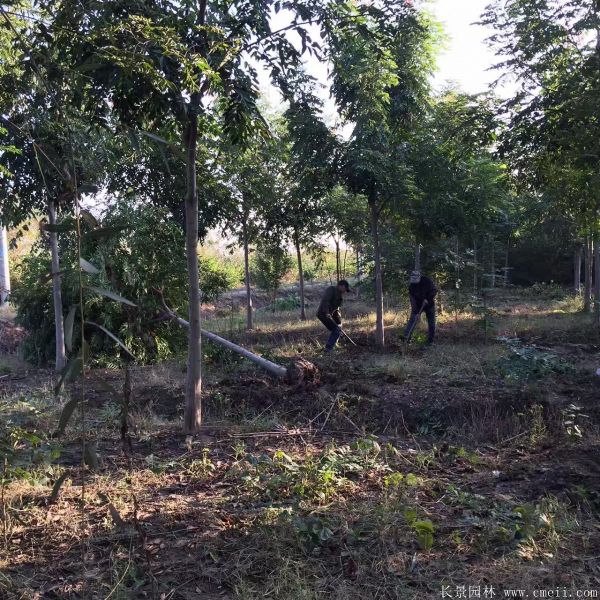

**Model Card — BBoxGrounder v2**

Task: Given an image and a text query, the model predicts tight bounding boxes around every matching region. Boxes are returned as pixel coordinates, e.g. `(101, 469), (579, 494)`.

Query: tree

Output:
(221, 137), (279, 330)
(36, 0), (334, 432)
(482, 0), (600, 315)
(326, 2), (438, 346)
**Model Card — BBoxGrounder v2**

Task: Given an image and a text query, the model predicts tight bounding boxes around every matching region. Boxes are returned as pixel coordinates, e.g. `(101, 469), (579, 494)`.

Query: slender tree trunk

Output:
(574, 244), (582, 295)
(242, 222), (253, 330)
(503, 235), (510, 287)
(473, 242), (477, 294)
(455, 236), (460, 324)
(294, 229), (306, 321)
(48, 202), (66, 371)
(490, 236), (496, 288)
(183, 111), (202, 434)
(355, 246), (360, 280)
(595, 234), (600, 325)
(0, 225), (9, 306)
(414, 242), (421, 271)
(342, 247), (348, 279)
(334, 238), (341, 282)
(584, 235), (593, 313)
(369, 200), (384, 347)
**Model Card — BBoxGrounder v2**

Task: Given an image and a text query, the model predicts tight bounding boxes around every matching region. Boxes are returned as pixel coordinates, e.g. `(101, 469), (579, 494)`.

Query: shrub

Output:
(12, 202), (189, 365)
(250, 242), (293, 305)
(199, 256), (242, 303)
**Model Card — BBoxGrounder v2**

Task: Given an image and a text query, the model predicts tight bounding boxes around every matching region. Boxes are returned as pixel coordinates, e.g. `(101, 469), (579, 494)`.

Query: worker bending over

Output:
(317, 280), (351, 353)
(403, 271), (438, 344)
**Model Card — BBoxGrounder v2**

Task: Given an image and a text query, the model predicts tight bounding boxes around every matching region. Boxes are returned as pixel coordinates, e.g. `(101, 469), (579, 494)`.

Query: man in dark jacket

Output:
(403, 271), (438, 343)
(317, 280), (350, 353)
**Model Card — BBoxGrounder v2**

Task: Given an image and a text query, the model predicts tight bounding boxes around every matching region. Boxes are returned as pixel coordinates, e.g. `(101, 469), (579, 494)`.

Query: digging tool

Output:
(340, 328), (358, 347)
(404, 300), (427, 343)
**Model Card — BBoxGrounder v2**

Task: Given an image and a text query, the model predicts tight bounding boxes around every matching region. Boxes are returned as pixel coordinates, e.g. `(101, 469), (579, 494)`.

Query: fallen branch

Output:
(158, 292), (318, 384)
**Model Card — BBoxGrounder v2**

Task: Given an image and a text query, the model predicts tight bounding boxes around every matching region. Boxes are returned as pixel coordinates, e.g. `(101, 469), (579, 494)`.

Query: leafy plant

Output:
(497, 337), (575, 381)
(404, 508), (435, 551)
(250, 243), (293, 307)
(292, 515), (334, 549)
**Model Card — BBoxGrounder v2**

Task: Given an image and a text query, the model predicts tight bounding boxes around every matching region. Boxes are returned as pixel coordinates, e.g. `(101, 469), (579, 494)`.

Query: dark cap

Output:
(338, 280), (351, 292)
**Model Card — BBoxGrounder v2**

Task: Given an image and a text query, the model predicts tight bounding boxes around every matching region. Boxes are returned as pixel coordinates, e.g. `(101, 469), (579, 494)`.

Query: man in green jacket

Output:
(317, 280), (351, 353)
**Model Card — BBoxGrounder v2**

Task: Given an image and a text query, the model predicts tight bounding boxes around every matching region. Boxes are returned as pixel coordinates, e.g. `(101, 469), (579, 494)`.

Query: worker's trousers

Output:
(318, 314), (342, 351)
(404, 304), (436, 343)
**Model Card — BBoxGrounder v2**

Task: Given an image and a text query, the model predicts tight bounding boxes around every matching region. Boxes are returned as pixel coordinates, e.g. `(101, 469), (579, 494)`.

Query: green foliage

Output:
(11, 203), (188, 365)
(199, 256), (242, 303)
(0, 397), (61, 487)
(497, 337), (575, 381)
(250, 243), (293, 303)
(292, 515), (334, 549)
(403, 508), (435, 551)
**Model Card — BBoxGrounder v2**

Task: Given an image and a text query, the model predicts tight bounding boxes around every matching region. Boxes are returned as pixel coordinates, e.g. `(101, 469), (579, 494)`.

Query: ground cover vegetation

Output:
(1, 0), (600, 597)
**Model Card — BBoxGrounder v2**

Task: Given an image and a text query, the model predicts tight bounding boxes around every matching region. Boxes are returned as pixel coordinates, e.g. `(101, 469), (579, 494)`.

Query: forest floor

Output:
(2, 287), (600, 599)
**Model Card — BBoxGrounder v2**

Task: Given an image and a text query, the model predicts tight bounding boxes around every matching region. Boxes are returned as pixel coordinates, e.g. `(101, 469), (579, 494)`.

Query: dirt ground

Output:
(1, 288), (600, 599)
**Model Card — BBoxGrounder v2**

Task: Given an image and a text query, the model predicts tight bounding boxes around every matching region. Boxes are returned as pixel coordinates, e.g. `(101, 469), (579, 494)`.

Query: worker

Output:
(403, 270), (438, 344)
(317, 280), (351, 353)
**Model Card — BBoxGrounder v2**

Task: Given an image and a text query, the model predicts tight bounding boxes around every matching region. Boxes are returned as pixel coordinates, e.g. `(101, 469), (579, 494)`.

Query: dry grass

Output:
(2, 287), (600, 598)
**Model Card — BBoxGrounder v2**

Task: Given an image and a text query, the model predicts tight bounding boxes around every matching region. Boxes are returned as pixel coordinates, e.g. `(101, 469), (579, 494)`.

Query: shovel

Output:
(405, 300), (427, 343)
(340, 328), (358, 347)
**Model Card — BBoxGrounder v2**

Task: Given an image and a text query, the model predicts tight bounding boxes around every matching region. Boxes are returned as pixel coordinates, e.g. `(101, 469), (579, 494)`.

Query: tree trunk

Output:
(472, 242), (477, 294)
(584, 235), (593, 313)
(242, 223), (253, 330)
(183, 111), (202, 434)
(163, 304), (288, 379)
(455, 236), (460, 324)
(48, 202), (66, 371)
(355, 246), (361, 280)
(490, 236), (496, 288)
(574, 244), (582, 295)
(334, 238), (341, 282)
(294, 230), (306, 321)
(595, 235), (600, 325)
(0, 225), (9, 306)
(503, 235), (510, 287)
(369, 200), (384, 347)
(414, 242), (421, 271)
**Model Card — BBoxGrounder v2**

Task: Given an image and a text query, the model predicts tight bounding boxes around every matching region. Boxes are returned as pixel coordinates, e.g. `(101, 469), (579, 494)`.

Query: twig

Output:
(320, 395), (339, 431)
(228, 428), (312, 438)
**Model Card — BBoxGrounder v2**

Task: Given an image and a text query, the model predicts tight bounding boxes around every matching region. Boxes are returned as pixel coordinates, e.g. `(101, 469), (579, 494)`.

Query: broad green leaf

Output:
(54, 356), (83, 396)
(127, 129), (141, 152)
(88, 372), (120, 399)
(64, 304), (78, 352)
(80, 258), (100, 275)
(78, 184), (99, 195)
(140, 130), (170, 145)
(85, 321), (136, 360)
(80, 209), (99, 229)
(54, 396), (80, 436)
(48, 471), (70, 504)
(41, 220), (76, 234)
(82, 225), (129, 242)
(87, 286), (137, 307)
(38, 268), (72, 284)
(54, 341), (90, 395)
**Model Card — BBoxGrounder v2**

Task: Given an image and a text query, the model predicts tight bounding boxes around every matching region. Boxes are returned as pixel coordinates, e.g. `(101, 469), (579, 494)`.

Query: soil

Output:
(2, 289), (600, 599)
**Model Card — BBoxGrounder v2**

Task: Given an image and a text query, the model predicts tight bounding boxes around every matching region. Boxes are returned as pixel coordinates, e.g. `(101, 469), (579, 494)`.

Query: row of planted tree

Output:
(1, 0), (599, 433)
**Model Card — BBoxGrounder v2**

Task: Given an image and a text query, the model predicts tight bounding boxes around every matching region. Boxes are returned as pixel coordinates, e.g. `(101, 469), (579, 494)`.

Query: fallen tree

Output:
(160, 295), (319, 384)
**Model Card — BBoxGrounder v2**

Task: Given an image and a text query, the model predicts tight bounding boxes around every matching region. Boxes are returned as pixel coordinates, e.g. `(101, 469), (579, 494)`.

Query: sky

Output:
(431, 0), (503, 95)
(260, 0), (508, 124)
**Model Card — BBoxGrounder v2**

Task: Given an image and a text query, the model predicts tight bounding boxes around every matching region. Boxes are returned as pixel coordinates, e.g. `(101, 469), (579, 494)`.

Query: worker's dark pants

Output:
(404, 304), (436, 343)
(318, 314), (341, 351)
